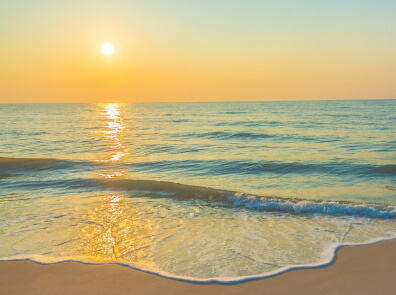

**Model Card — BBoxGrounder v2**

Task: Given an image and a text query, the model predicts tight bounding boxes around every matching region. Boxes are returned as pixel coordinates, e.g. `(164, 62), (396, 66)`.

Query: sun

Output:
(101, 42), (114, 56)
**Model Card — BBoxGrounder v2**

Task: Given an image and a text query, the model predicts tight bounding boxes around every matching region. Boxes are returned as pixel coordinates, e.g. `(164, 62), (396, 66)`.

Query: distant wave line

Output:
(1, 157), (395, 177)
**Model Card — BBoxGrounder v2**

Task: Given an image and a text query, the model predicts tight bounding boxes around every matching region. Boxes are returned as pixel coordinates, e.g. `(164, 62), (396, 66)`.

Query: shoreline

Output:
(2, 235), (396, 284)
(1, 238), (395, 295)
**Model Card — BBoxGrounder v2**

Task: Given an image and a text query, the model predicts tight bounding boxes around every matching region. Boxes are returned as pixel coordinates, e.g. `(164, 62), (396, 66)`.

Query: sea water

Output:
(0, 100), (395, 282)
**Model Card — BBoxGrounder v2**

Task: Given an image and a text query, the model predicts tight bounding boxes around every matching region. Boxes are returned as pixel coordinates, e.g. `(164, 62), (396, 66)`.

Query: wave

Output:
(1, 156), (395, 178)
(4, 173), (395, 219)
(132, 159), (396, 177)
(195, 131), (274, 140)
(1, 156), (395, 218)
(374, 165), (396, 175)
(1, 175), (231, 201)
(228, 194), (396, 219)
(0, 157), (93, 172)
(215, 120), (281, 127)
(177, 130), (352, 145)
(0, 173), (21, 180)
(224, 111), (248, 114)
(2, 173), (395, 219)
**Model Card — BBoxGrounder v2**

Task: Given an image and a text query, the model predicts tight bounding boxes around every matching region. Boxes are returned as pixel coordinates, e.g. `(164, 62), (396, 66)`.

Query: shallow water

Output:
(0, 100), (395, 281)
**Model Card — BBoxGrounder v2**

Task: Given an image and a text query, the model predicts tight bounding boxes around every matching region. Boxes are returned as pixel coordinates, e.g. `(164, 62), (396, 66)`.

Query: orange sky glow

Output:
(1, 1), (395, 103)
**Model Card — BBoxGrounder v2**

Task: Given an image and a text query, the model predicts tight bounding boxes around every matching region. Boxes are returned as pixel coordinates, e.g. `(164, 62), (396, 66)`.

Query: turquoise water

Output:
(0, 100), (395, 281)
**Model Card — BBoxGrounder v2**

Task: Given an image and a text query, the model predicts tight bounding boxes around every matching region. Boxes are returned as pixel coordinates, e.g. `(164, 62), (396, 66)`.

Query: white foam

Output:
(228, 193), (396, 218)
(2, 235), (396, 284)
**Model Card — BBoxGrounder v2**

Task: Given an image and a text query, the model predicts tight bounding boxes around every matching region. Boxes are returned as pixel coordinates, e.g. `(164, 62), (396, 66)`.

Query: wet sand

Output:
(0, 239), (395, 295)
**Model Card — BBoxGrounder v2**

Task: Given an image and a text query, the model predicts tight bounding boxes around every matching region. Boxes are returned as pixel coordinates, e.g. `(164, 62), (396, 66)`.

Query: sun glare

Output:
(101, 42), (114, 56)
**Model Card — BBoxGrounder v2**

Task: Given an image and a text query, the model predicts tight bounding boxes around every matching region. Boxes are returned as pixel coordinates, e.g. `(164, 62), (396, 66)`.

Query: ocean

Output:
(0, 100), (395, 282)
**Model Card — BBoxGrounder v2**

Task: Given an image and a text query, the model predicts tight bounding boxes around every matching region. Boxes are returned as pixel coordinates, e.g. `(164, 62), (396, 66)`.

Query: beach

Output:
(2, 0), (396, 293)
(1, 239), (395, 295)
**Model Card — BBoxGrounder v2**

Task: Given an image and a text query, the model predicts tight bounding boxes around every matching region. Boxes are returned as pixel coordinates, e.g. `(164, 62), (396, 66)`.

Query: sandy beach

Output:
(0, 239), (395, 295)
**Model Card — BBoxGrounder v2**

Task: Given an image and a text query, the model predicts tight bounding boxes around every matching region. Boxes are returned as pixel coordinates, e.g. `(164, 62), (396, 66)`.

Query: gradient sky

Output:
(0, 0), (395, 103)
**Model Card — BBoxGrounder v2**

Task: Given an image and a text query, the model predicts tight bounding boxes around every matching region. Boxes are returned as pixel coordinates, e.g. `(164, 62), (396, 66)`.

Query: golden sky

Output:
(0, 0), (395, 103)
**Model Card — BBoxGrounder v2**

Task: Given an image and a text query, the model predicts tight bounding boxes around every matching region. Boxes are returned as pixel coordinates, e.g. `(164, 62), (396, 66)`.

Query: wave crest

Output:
(228, 194), (396, 218)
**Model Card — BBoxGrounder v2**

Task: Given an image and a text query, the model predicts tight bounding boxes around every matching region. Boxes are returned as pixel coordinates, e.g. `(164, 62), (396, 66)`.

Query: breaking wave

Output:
(1, 157), (395, 219)
(228, 194), (396, 219)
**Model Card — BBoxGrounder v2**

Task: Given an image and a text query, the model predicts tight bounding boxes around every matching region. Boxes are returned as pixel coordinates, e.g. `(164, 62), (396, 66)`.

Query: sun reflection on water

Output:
(96, 103), (129, 178)
(78, 194), (162, 269)
(101, 103), (129, 162)
(97, 171), (125, 178)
